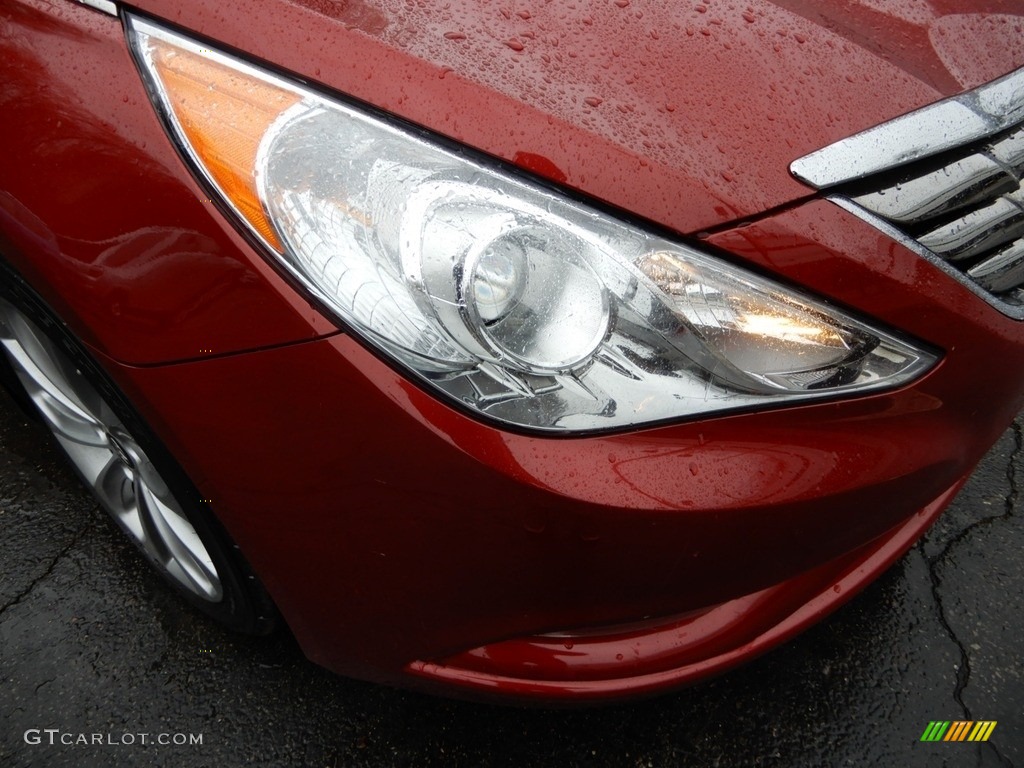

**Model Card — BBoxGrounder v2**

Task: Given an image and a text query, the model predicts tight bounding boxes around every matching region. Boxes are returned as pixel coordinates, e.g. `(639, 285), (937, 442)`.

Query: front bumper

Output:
(410, 485), (958, 701)
(96, 229), (1023, 698)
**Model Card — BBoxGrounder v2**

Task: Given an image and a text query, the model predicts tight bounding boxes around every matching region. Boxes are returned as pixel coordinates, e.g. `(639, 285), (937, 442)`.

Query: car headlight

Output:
(128, 16), (937, 433)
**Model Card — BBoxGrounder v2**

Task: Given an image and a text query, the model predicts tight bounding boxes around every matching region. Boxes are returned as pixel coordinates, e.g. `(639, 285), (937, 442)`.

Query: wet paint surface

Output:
(132, 0), (1024, 233)
(1, 388), (1020, 765)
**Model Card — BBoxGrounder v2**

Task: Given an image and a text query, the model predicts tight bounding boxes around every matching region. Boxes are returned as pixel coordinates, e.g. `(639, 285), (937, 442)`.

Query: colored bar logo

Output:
(920, 721), (997, 742)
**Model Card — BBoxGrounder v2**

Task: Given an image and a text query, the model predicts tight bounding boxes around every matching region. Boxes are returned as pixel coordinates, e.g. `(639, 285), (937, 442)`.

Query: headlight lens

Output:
(129, 16), (937, 433)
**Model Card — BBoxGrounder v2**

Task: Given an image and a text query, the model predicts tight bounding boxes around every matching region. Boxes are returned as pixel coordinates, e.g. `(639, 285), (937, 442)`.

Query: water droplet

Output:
(742, 11), (755, 23)
(584, 96), (603, 107)
(444, 31), (467, 40)
(563, 640), (574, 650)
(505, 38), (525, 51)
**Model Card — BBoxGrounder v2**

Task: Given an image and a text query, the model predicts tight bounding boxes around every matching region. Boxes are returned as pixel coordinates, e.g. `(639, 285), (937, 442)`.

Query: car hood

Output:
(129, 0), (1024, 234)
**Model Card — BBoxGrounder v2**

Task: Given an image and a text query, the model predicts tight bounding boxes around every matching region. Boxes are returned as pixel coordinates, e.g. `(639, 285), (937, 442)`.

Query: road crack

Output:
(920, 420), (1021, 768)
(930, 421), (1022, 569)
(919, 540), (971, 718)
(0, 523), (87, 619)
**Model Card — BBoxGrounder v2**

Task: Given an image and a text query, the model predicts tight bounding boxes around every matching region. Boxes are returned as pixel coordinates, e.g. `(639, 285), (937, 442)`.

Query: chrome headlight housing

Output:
(129, 16), (937, 433)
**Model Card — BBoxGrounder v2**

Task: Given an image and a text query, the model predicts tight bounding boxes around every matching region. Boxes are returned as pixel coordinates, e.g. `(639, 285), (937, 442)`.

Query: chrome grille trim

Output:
(76, 0), (118, 16)
(792, 67), (1024, 316)
(968, 239), (1024, 292)
(850, 153), (1015, 225)
(791, 67), (1024, 188)
(917, 190), (1024, 263)
(991, 129), (1024, 172)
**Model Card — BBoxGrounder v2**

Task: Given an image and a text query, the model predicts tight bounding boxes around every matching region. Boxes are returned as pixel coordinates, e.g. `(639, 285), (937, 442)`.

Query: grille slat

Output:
(968, 239), (1024, 292)
(851, 154), (1016, 225)
(918, 193), (1024, 262)
(989, 130), (1024, 176)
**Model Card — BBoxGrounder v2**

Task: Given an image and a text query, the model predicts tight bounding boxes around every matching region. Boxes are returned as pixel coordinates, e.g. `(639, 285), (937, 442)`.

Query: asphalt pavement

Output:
(1, 385), (1021, 768)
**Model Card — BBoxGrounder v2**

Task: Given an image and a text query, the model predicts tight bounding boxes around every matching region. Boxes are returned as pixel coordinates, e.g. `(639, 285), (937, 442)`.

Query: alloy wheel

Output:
(0, 297), (223, 602)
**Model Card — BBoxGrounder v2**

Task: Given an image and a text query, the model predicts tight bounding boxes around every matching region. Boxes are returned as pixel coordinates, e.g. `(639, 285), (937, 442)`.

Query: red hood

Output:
(132, 0), (1024, 234)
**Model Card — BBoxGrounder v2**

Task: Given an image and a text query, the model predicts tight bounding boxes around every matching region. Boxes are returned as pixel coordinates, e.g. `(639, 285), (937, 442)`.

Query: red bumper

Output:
(96, 280), (1021, 699)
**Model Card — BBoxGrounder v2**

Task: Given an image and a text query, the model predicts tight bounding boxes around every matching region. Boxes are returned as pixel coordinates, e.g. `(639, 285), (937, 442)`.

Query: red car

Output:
(1, 0), (1023, 702)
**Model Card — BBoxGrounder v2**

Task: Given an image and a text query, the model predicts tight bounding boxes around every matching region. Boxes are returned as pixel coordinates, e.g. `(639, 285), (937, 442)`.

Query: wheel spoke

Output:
(0, 297), (222, 603)
(134, 466), (221, 600)
(93, 455), (133, 523)
(0, 318), (108, 448)
(30, 387), (109, 448)
(1, 309), (89, 406)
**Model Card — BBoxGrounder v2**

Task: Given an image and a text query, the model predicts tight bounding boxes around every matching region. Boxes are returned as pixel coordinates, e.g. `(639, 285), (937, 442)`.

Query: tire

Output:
(0, 265), (278, 635)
